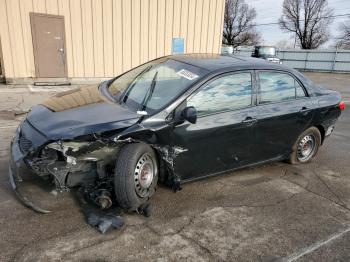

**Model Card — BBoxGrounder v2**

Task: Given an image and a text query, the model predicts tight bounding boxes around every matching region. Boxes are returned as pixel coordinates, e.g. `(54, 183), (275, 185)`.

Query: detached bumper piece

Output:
(9, 161), (51, 214)
(9, 128), (52, 214)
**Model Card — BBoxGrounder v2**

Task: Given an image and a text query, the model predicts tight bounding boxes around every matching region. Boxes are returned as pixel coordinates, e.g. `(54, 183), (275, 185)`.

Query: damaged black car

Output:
(9, 54), (344, 214)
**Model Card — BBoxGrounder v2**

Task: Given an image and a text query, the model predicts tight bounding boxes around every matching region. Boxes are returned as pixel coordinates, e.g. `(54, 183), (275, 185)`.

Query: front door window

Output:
(187, 72), (252, 116)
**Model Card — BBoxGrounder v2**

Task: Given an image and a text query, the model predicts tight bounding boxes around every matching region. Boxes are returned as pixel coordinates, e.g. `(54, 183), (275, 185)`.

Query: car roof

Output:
(168, 54), (290, 72)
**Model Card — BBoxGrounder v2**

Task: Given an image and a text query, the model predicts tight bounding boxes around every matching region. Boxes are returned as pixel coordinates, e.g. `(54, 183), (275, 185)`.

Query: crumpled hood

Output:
(26, 85), (140, 140)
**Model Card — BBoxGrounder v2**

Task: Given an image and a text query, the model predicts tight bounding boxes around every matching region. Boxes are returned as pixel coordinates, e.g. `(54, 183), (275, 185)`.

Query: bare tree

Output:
(275, 39), (294, 49)
(336, 18), (350, 49)
(222, 0), (261, 47)
(279, 0), (334, 49)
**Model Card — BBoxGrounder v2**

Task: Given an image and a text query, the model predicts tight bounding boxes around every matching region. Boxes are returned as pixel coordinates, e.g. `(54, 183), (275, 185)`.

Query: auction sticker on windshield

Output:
(176, 69), (199, 81)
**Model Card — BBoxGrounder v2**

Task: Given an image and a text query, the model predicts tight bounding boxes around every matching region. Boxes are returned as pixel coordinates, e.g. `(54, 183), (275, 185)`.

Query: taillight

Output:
(339, 101), (345, 111)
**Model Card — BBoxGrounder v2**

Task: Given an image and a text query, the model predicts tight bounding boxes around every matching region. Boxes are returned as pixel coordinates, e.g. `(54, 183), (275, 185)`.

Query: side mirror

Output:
(182, 106), (197, 124)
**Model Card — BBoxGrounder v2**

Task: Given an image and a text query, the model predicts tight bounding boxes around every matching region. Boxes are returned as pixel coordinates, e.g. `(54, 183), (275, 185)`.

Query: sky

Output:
(250, 0), (350, 47)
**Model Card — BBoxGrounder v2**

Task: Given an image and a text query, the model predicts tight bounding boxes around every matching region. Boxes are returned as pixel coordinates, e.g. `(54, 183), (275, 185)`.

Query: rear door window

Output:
(258, 71), (305, 104)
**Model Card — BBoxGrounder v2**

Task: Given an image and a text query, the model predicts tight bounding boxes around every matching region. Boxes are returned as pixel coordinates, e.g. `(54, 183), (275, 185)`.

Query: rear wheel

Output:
(289, 127), (321, 164)
(114, 143), (158, 211)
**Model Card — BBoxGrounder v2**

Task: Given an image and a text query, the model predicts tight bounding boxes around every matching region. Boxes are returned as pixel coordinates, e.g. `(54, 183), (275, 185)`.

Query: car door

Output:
(253, 70), (315, 162)
(171, 71), (258, 181)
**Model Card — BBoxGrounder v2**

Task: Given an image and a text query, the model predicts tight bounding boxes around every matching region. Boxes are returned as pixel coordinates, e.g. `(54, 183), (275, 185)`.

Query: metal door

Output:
(30, 13), (67, 78)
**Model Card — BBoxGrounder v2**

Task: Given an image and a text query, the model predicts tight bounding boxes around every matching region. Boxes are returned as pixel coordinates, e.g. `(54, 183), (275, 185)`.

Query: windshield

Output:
(109, 58), (207, 114)
(258, 47), (276, 56)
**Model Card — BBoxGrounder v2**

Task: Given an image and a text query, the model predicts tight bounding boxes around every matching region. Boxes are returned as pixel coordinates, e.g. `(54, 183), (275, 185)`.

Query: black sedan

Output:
(9, 54), (344, 213)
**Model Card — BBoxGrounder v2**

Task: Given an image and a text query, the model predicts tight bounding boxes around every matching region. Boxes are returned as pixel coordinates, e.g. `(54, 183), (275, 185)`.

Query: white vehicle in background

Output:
(251, 46), (282, 64)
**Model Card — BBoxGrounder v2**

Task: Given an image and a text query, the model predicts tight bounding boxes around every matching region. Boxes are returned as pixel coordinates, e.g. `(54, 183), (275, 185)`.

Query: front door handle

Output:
(299, 106), (308, 112)
(299, 106), (310, 115)
(242, 116), (257, 125)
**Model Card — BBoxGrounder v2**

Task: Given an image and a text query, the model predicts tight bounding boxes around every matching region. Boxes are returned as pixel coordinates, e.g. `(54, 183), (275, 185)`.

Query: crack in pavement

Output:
(10, 227), (85, 262)
(179, 232), (220, 261)
(13, 221), (138, 262)
(220, 192), (301, 209)
(281, 173), (350, 214)
(60, 230), (128, 260)
(313, 170), (349, 210)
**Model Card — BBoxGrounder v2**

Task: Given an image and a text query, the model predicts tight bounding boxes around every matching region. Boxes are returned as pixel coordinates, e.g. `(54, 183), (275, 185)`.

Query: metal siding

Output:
(20, 0), (35, 77)
(193, 0), (203, 53)
(157, 0), (166, 58)
(0, 0), (14, 77)
(46, 0), (59, 14)
(0, 0), (225, 79)
(200, 0), (210, 53)
(8, 0), (29, 77)
(33, 0), (46, 13)
(92, 0), (104, 77)
(81, 0), (94, 77)
(186, 0), (196, 53)
(206, 0), (217, 53)
(122, 0), (132, 71)
(164, 0), (174, 55)
(70, 0), (84, 77)
(113, 0), (123, 75)
(132, 0), (141, 67)
(103, 0), (114, 76)
(172, 0), (181, 37)
(212, 0), (222, 53)
(180, 0), (189, 52)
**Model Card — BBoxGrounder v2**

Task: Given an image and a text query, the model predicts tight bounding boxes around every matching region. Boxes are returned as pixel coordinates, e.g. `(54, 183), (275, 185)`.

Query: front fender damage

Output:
(9, 120), (187, 232)
(115, 122), (187, 190)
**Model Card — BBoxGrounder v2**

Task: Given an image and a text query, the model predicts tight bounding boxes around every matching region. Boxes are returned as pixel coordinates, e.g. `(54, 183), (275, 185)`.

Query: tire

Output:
(289, 127), (321, 164)
(114, 143), (158, 211)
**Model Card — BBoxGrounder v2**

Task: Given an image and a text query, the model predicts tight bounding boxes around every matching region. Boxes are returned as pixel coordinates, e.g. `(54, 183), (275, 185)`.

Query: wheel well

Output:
(150, 146), (168, 184)
(315, 125), (325, 144)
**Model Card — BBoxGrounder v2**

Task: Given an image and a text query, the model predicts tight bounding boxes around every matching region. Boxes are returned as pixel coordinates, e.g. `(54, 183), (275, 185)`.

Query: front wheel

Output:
(114, 143), (158, 211)
(289, 127), (321, 164)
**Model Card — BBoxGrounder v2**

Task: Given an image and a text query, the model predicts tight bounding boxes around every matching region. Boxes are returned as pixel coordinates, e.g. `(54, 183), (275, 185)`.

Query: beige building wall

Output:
(0, 0), (225, 80)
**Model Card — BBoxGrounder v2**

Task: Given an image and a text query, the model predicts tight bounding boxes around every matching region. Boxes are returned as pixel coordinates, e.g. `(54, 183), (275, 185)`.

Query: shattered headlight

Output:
(46, 141), (90, 154)
(46, 141), (90, 164)
(45, 140), (118, 163)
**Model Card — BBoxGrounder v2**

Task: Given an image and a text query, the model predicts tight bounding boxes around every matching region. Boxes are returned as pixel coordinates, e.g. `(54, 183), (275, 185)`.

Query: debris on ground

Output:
(75, 189), (124, 234)
(83, 208), (124, 234)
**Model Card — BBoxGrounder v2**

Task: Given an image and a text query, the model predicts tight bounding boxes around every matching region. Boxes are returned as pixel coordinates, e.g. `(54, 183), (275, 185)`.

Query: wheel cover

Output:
(297, 134), (316, 162)
(134, 153), (155, 198)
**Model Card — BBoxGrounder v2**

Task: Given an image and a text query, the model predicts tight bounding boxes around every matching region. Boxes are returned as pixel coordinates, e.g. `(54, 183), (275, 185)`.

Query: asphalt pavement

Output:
(0, 72), (349, 261)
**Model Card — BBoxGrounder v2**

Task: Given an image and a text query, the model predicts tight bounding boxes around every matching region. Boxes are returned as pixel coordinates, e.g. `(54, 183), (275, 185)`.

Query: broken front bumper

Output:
(9, 126), (51, 214)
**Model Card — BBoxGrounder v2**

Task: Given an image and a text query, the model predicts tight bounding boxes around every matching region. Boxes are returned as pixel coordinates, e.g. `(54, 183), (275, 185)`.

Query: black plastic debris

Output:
(138, 203), (153, 217)
(74, 187), (155, 233)
(83, 208), (124, 234)
(75, 189), (124, 234)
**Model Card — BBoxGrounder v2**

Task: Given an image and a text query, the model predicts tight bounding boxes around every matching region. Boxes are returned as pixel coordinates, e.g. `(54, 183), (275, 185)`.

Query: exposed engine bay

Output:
(18, 133), (179, 211)
(30, 139), (120, 209)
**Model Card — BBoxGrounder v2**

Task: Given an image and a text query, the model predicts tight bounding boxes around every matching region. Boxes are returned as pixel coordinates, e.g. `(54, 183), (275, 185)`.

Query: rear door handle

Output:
(242, 117), (257, 125)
